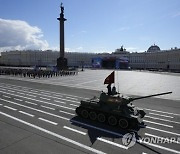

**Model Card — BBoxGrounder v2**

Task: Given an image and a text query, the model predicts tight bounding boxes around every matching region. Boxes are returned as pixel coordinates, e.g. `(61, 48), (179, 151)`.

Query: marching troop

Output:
(0, 68), (78, 78)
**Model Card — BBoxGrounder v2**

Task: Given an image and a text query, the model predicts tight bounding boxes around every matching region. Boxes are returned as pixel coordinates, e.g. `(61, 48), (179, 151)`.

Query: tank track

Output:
(76, 106), (140, 129)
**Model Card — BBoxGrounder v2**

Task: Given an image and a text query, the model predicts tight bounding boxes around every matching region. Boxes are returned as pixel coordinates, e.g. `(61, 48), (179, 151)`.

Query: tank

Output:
(75, 91), (172, 129)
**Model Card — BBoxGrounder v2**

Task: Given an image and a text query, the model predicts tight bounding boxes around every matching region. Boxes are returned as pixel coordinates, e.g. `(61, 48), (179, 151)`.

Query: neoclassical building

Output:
(0, 45), (180, 71)
(129, 45), (180, 71)
(0, 50), (97, 68)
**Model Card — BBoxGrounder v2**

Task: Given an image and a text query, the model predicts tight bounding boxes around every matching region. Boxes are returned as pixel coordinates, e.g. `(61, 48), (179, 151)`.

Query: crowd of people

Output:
(0, 68), (78, 78)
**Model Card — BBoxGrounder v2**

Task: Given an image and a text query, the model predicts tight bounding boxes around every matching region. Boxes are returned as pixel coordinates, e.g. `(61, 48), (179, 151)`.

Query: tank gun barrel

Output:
(129, 91), (172, 102)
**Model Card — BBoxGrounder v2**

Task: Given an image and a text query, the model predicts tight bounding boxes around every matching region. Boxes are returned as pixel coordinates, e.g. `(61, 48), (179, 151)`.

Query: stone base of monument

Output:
(56, 57), (68, 70)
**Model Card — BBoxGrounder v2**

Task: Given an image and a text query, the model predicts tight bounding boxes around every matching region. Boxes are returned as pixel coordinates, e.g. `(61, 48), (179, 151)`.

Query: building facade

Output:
(92, 45), (180, 71)
(0, 45), (180, 71)
(129, 46), (180, 71)
(0, 50), (96, 68)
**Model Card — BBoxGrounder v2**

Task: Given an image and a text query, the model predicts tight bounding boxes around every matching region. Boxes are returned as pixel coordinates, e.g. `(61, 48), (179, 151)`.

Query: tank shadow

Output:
(70, 116), (142, 146)
(70, 116), (160, 153)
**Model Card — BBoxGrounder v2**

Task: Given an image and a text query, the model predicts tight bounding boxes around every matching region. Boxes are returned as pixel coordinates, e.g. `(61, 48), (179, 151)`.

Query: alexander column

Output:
(57, 3), (67, 70)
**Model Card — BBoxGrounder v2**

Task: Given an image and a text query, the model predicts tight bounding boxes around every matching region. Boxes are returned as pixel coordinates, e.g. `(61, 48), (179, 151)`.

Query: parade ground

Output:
(0, 69), (180, 154)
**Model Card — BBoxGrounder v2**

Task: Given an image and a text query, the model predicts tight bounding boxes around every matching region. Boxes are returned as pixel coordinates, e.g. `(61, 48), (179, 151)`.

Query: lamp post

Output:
(81, 61), (84, 71)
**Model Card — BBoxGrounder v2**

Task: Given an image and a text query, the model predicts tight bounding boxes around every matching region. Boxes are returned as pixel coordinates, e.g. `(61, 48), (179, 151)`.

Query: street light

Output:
(81, 61), (84, 71)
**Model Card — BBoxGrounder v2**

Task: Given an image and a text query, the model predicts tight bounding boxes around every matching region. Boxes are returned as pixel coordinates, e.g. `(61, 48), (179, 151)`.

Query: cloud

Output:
(0, 18), (49, 52)
(91, 48), (113, 53)
(126, 47), (145, 53)
(64, 47), (83, 52)
(126, 47), (137, 51)
(50, 46), (59, 51)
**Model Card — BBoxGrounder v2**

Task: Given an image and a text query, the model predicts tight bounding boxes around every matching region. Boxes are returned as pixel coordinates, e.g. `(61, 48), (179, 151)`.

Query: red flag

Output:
(104, 71), (115, 84)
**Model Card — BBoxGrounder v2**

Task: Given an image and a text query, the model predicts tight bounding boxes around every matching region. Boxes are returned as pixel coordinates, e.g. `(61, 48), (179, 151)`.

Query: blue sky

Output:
(0, 0), (180, 53)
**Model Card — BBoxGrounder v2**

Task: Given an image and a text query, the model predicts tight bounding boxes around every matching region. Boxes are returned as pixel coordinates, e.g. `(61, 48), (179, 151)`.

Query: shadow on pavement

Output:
(70, 116), (139, 146)
(70, 116), (161, 153)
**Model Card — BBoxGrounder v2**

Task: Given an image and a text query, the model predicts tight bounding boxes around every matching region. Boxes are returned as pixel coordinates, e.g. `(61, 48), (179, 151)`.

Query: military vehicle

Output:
(75, 91), (172, 129)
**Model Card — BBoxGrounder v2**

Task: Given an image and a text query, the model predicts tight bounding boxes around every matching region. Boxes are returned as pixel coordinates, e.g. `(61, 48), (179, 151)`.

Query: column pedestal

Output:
(57, 57), (67, 70)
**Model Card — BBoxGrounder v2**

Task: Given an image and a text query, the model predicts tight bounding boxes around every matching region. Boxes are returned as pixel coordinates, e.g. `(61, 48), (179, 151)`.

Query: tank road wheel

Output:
(108, 116), (117, 126)
(97, 113), (106, 123)
(119, 118), (129, 129)
(81, 109), (89, 119)
(89, 111), (97, 120)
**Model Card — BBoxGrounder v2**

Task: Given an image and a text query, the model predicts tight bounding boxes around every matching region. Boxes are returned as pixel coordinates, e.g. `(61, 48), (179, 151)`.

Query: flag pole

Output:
(114, 70), (116, 88)
(117, 70), (119, 93)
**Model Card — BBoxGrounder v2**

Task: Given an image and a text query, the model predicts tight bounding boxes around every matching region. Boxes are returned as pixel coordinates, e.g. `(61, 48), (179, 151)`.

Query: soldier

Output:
(107, 84), (112, 95)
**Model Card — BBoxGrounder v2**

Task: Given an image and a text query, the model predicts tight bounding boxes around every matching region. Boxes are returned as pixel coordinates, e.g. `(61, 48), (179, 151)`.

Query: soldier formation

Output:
(0, 68), (78, 78)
